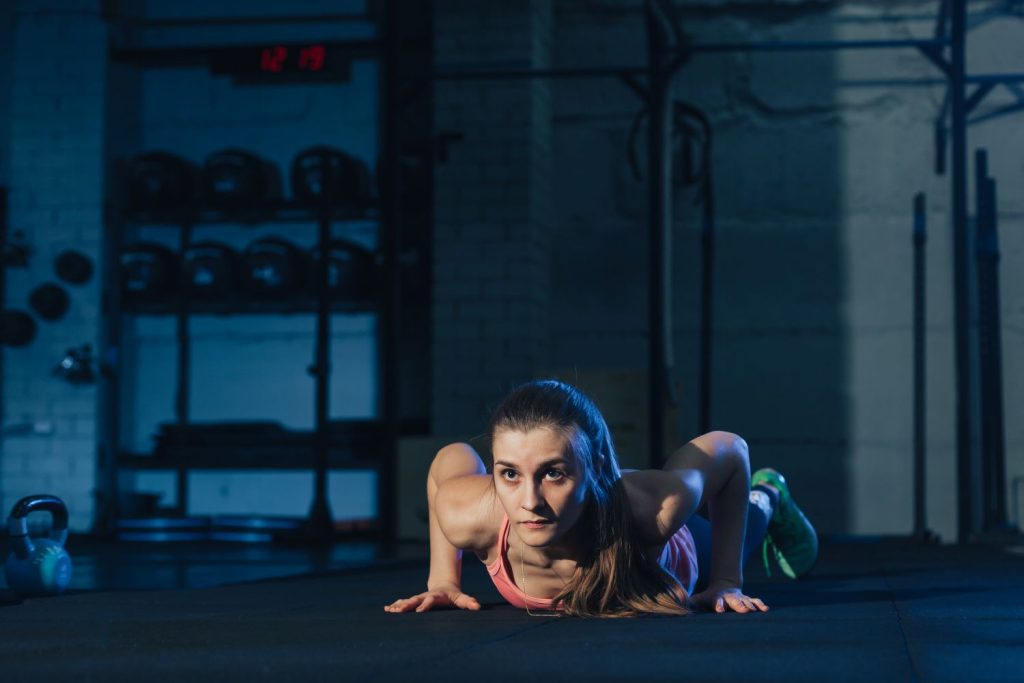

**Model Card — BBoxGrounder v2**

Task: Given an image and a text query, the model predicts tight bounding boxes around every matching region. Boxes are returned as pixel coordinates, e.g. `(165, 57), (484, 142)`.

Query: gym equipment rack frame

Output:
(97, 2), (414, 544)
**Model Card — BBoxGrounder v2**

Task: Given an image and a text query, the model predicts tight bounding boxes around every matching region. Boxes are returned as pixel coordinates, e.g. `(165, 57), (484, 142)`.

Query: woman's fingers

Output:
(706, 593), (767, 614)
(385, 590), (482, 614)
(455, 593), (481, 610)
(384, 595), (424, 612)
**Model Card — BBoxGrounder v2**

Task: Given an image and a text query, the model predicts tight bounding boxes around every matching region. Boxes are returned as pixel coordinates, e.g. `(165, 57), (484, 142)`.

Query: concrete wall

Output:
(429, 0), (1023, 540)
(432, 0), (554, 437)
(542, 0), (1024, 539)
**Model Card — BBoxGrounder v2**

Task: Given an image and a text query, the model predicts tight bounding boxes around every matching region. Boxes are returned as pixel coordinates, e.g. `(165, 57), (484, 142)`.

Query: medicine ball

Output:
(127, 151), (199, 213)
(241, 237), (306, 297)
(28, 283), (70, 321)
(0, 310), (37, 347)
(200, 148), (282, 209)
(54, 250), (94, 285)
(311, 239), (379, 300)
(121, 243), (178, 303)
(291, 146), (372, 209)
(182, 241), (239, 298)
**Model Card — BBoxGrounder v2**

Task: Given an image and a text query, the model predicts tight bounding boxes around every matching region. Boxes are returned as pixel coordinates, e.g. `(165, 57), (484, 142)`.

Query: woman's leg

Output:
(686, 484), (779, 593)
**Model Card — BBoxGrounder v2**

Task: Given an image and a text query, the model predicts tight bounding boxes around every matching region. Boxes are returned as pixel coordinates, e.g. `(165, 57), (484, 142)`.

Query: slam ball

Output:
(28, 283), (70, 321)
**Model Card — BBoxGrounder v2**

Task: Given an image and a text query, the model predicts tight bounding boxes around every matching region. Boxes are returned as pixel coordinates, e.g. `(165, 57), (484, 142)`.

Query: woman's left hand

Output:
(689, 584), (769, 614)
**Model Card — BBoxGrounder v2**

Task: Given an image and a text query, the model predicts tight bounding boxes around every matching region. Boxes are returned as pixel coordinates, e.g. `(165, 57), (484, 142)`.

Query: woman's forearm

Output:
(706, 449), (751, 588)
(425, 444), (487, 590)
(426, 470), (464, 590)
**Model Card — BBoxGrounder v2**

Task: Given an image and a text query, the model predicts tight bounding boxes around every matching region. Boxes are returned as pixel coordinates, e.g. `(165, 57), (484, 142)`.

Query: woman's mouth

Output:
(522, 521), (552, 529)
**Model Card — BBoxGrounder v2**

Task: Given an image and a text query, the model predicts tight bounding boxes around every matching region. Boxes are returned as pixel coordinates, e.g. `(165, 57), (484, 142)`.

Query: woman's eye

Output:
(500, 469), (564, 481)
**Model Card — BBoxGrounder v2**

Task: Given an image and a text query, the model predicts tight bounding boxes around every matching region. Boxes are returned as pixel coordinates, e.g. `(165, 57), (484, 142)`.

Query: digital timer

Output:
(259, 44), (326, 73)
(207, 42), (373, 83)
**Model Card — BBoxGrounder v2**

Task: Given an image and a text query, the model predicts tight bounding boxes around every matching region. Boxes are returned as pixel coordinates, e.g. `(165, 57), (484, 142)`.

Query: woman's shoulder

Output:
(435, 473), (503, 558)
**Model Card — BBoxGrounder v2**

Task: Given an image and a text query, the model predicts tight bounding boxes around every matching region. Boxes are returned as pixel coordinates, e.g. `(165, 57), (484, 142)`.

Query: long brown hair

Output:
(485, 379), (692, 618)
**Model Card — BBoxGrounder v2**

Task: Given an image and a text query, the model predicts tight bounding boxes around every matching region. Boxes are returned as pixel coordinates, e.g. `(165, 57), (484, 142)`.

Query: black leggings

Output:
(685, 496), (772, 594)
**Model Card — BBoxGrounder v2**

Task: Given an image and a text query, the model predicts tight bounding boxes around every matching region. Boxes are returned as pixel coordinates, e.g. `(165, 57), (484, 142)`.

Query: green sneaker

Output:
(751, 468), (819, 579)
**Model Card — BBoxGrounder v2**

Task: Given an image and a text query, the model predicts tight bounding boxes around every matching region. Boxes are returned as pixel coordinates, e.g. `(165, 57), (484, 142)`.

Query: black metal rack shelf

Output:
(97, 3), (417, 544)
(121, 295), (379, 316)
(118, 452), (378, 471)
(121, 203), (379, 227)
(117, 416), (428, 470)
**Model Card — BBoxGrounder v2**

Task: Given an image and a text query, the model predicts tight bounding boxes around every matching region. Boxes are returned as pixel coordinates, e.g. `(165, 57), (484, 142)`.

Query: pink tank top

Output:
(484, 512), (699, 611)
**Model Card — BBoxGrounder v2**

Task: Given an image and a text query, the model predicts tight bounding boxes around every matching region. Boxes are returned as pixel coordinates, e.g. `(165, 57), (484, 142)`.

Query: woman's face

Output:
(492, 427), (590, 551)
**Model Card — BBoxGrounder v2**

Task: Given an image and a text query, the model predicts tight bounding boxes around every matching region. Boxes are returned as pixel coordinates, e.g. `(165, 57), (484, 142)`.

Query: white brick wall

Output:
(432, 0), (553, 436)
(1, 0), (108, 531)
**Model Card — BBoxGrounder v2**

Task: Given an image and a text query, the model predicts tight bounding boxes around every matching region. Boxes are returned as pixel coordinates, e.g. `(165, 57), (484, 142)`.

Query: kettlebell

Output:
(4, 495), (72, 597)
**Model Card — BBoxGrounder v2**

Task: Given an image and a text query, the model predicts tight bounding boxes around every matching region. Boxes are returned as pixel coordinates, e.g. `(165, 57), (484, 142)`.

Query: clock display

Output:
(259, 44), (326, 74)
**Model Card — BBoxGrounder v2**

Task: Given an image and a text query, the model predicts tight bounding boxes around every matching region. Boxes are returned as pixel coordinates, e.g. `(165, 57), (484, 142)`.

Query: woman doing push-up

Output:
(385, 379), (818, 617)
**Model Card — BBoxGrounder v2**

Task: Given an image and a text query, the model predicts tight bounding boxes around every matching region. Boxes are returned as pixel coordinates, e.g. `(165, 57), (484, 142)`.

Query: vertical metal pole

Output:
(175, 220), (193, 517)
(96, 204), (123, 534)
(912, 193), (927, 538)
(308, 152), (334, 539)
(950, 0), (976, 545)
(645, 2), (675, 469)
(975, 164), (1006, 532)
(0, 188), (7, 506)
(984, 175), (1006, 530)
(378, 0), (401, 544)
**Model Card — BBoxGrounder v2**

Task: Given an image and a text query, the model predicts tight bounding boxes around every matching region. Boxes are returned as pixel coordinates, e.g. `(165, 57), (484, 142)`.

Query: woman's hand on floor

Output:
(384, 585), (481, 613)
(689, 583), (769, 614)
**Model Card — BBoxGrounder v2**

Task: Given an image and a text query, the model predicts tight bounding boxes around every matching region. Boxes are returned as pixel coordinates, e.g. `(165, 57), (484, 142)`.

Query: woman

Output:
(385, 379), (818, 617)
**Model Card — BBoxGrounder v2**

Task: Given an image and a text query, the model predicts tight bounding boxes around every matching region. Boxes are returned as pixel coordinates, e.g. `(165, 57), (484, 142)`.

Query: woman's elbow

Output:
(703, 431), (749, 461)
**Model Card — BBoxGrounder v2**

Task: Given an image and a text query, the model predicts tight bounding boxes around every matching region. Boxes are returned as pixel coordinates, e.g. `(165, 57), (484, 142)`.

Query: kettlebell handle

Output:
(7, 494), (69, 546)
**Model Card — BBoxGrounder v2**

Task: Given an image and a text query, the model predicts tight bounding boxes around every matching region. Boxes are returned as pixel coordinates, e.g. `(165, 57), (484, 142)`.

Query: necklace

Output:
(520, 535), (570, 617)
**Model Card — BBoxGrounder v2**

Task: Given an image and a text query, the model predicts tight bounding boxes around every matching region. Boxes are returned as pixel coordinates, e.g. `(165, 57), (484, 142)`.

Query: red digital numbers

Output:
(258, 44), (326, 74)
(259, 46), (288, 73)
(298, 45), (326, 72)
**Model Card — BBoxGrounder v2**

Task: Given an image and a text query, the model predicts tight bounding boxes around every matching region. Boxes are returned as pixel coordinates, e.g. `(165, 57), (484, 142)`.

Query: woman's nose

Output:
(520, 482), (545, 508)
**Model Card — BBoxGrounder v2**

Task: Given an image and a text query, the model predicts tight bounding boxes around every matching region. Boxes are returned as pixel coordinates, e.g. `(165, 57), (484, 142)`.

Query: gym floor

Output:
(2, 536), (1022, 682)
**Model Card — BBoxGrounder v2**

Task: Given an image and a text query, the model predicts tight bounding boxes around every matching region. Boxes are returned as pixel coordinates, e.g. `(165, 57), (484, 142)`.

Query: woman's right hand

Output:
(384, 586), (481, 613)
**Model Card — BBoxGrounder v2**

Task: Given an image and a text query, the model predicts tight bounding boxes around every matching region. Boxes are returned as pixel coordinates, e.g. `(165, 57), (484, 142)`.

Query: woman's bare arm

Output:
(426, 443), (487, 590)
(662, 431), (750, 588)
(385, 443), (486, 613)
